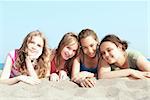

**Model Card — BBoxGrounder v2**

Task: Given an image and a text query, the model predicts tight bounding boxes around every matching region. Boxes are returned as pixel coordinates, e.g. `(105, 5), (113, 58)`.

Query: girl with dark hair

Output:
(98, 34), (150, 79)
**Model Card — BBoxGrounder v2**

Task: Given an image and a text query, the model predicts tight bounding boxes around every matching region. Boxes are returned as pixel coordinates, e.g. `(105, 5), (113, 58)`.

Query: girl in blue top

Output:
(98, 34), (150, 79)
(72, 28), (100, 87)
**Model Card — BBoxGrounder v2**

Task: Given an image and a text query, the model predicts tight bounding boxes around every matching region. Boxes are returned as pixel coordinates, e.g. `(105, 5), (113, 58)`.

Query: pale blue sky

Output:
(0, 0), (150, 62)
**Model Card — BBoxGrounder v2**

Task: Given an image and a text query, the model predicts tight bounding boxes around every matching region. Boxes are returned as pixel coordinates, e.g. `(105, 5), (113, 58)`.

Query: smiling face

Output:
(27, 35), (44, 60)
(100, 41), (122, 64)
(80, 36), (98, 58)
(61, 42), (78, 60)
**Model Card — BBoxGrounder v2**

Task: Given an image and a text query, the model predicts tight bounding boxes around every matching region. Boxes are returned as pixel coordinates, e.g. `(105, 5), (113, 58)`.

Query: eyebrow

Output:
(82, 43), (95, 48)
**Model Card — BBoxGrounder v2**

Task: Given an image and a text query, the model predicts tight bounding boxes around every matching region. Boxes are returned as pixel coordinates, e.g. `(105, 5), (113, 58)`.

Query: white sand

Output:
(0, 78), (150, 100)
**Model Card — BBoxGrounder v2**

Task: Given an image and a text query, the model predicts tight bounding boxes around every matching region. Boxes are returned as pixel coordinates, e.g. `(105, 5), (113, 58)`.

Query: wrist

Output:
(128, 69), (134, 76)
(89, 72), (94, 77)
(16, 75), (23, 81)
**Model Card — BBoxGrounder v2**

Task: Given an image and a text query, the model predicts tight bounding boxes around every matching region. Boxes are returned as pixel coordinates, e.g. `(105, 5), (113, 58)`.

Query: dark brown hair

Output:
(100, 34), (128, 51)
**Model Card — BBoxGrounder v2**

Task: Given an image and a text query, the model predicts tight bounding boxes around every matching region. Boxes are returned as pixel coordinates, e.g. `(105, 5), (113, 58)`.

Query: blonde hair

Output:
(55, 32), (79, 75)
(14, 30), (51, 78)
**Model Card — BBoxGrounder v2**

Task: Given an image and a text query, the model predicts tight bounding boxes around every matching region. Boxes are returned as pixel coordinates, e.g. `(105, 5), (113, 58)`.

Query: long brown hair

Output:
(14, 30), (51, 78)
(55, 32), (80, 75)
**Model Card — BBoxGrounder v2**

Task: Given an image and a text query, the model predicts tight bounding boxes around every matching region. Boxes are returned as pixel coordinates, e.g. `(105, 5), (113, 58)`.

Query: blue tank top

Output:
(80, 62), (97, 73)
(80, 46), (100, 74)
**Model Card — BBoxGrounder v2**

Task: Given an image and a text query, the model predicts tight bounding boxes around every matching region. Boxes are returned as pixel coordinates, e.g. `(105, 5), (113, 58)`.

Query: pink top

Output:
(8, 49), (20, 78)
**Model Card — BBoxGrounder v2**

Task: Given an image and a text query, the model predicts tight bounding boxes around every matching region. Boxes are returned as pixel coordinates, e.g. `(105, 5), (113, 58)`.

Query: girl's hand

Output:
(49, 73), (59, 81)
(143, 72), (150, 78)
(25, 56), (38, 78)
(72, 71), (94, 81)
(59, 70), (69, 80)
(17, 75), (41, 85)
(79, 77), (96, 88)
(25, 56), (32, 66)
(130, 69), (147, 79)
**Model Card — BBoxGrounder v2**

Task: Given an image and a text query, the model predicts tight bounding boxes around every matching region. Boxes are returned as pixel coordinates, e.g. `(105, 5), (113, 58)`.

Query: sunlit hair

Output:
(78, 28), (100, 54)
(14, 30), (51, 78)
(55, 32), (80, 75)
(78, 28), (99, 44)
(100, 34), (128, 51)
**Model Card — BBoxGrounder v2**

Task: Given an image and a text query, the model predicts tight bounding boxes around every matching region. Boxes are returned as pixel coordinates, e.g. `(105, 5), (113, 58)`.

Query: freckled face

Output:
(80, 36), (98, 58)
(100, 41), (121, 64)
(27, 36), (44, 60)
(61, 42), (78, 60)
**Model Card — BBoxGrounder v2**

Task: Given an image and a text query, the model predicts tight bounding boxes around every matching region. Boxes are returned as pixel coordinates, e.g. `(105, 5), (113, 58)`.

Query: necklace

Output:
(31, 59), (37, 67)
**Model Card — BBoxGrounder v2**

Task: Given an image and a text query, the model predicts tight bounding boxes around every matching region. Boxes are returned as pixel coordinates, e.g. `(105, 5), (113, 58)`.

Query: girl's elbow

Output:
(145, 67), (150, 72)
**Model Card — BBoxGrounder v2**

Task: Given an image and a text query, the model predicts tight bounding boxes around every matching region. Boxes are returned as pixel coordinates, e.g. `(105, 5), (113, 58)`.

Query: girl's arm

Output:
(98, 60), (146, 79)
(25, 56), (38, 78)
(71, 56), (80, 80)
(0, 55), (20, 84)
(0, 75), (40, 85)
(71, 56), (94, 81)
(0, 55), (40, 85)
(136, 56), (150, 71)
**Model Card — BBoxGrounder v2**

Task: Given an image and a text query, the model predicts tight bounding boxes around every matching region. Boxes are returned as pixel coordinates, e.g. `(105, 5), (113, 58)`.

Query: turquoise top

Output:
(0, 63), (4, 70)
(80, 49), (100, 74)
(80, 61), (97, 73)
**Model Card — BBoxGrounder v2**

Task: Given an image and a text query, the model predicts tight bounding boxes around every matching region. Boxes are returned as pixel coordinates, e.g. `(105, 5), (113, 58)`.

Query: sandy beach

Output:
(0, 78), (150, 100)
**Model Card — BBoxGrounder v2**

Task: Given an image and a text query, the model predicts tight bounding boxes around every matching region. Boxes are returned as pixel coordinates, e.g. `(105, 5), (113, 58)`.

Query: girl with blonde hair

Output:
(0, 30), (51, 85)
(49, 32), (79, 81)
